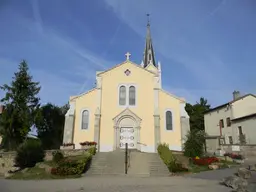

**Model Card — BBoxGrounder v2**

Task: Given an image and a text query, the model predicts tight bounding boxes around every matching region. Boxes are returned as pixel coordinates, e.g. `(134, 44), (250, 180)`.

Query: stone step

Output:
(86, 151), (170, 176)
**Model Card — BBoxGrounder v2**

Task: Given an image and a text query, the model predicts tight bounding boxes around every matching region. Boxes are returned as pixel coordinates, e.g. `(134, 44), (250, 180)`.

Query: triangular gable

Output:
(229, 94), (256, 104)
(97, 60), (157, 77)
(113, 108), (142, 122)
(70, 88), (97, 102)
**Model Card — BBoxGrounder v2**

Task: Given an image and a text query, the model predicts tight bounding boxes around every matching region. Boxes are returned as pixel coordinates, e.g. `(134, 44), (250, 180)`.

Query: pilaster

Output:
(94, 75), (102, 151)
(63, 102), (75, 145)
(94, 112), (101, 151)
(180, 103), (190, 145)
(158, 61), (162, 88)
(154, 86), (160, 152)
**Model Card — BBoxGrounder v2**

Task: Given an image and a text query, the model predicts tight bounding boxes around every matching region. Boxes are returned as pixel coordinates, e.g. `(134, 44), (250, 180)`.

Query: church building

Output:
(63, 21), (190, 153)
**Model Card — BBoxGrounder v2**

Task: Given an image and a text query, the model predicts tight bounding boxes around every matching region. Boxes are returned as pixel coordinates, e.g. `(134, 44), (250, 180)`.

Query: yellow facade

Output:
(63, 22), (190, 153)
(64, 59), (189, 153)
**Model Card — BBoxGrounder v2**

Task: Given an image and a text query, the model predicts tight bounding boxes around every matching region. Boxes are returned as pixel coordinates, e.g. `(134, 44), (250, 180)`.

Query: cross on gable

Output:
(125, 52), (131, 60)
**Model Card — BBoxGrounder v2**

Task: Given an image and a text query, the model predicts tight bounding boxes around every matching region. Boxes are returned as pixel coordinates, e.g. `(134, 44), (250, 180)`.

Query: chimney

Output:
(233, 90), (240, 100)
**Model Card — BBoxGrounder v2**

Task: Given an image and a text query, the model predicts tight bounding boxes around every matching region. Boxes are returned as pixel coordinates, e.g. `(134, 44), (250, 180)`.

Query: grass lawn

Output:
(7, 166), (81, 180)
(7, 155), (90, 180)
(189, 164), (210, 173)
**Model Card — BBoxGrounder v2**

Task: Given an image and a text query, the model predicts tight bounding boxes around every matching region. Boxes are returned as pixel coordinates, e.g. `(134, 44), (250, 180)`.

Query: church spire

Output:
(143, 14), (156, 68)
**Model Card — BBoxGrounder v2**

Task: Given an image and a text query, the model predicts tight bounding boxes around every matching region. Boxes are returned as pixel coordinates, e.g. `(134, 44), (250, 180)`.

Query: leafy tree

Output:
(35, 103), (68, 149)
(185, 97), (211, 132)
(0, 60), (41, 150)
(183, 130), (206, 157)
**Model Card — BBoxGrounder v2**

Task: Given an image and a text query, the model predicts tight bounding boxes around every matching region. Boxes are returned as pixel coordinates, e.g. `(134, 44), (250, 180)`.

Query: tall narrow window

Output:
(119, 86), (126, 105)
(226, 117), (231, 127)
(166, 111), (173, 130)
(82, 110), (89, 129)
(129, 86), (136, 106)
(238, 126), (243, 135)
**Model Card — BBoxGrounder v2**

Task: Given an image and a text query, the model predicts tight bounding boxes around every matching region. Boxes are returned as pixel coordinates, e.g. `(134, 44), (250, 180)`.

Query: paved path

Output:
(185, 167), (256, 192)
(185, 167), (237, 180)
(0, 176), (230, 192)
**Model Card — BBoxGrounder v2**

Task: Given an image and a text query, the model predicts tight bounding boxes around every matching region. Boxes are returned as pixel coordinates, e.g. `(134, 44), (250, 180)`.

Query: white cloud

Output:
(103, 0), (239, 106)
(0, 10), (117, 105)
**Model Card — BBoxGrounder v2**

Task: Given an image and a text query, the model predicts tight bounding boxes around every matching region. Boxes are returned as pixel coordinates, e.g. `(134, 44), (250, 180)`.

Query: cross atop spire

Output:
(146, 13), (150, 27)
(142, 14), (156, 68)
(125, 52), (131, 60)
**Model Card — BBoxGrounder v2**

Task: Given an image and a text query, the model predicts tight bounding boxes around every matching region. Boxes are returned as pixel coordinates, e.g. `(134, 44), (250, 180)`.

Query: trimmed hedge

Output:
(157, 143), (187, 172)
(15, 139), (45, 168)
(88, 146), (96, 155)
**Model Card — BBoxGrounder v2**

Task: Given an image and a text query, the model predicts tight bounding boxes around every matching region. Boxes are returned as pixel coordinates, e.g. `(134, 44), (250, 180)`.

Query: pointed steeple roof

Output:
(143, 15), (156, 68)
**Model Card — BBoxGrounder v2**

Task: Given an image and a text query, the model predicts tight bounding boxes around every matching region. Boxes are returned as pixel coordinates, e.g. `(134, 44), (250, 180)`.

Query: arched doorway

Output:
(119, 117), (136, 149)
(113, 108), (142, 150)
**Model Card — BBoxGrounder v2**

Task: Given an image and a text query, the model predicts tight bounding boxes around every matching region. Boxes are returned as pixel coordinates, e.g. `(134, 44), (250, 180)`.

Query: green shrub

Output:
(51, 153), (92, 176)
(157, 143), (177, 172)
(52, 151), (64, 163)
(183, 130), (205, 158)
(157, 143), (188, 172)
(88, 147), (96, 155)
(15, 139), (45, 168)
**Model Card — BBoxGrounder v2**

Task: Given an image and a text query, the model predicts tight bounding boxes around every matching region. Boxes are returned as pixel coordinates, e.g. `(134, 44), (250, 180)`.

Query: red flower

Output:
(80, 141), (97, 146)
(51, 168), (57, 175)
(63, 143), (74, 147)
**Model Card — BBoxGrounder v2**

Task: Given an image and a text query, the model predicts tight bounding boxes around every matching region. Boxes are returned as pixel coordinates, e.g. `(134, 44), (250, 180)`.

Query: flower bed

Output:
(192, 156), (219, 166)
(80, 141), (97, 146)
(80, 141), (97, 149)
(60, 143), (75, 150)
(224, 153), (244, 160)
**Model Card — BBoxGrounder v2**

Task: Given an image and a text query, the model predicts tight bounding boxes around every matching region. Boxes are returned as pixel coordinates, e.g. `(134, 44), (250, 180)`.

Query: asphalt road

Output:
(0, 176), (231, 192)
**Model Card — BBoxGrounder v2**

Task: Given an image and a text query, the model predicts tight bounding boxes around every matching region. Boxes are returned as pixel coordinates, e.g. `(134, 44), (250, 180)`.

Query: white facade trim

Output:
(80, 108), (90, 130)
(164, 108), (175, 131)
(117, 84), (138, 108)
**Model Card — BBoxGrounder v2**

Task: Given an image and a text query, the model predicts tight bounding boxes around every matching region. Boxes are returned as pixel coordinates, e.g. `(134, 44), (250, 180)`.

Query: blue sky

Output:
(0, 0), (255, 107)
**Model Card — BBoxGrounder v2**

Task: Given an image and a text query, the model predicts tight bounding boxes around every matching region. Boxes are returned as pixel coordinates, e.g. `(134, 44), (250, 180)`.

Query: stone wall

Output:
(0, 152), (16, 175)
(221, 144), (256, 157)
(0, 149), (90, 175)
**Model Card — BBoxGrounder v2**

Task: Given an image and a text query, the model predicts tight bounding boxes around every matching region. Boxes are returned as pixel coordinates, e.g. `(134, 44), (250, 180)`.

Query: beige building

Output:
(204, 91), (256, 153)
(63, 22), (190, 153)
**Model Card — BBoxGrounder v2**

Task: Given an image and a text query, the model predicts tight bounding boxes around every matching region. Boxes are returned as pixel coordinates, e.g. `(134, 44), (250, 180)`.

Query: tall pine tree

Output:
(185, 97), (211, 131)
(0, 60), (41, 150)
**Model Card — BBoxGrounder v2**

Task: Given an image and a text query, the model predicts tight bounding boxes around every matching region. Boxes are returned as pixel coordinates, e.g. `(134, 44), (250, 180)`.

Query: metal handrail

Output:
(128, 149), (131, 168)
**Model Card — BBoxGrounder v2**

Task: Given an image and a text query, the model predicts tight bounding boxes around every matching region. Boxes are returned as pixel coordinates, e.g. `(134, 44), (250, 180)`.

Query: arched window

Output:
(119, 86), (126, 105)
(82, 110), (89, 129)
(166, 111), (173, 130)
(129, 86), (136, 105)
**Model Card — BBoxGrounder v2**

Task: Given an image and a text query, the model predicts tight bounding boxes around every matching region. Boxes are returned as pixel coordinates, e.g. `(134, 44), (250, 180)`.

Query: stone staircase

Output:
(128, 151), (170, 177)
(85, 150), (125, 175)
(85, 150), (170, 177)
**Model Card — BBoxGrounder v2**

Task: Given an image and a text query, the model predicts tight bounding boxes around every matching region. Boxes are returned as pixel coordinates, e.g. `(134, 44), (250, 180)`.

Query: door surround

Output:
(113, 108), (142, 151)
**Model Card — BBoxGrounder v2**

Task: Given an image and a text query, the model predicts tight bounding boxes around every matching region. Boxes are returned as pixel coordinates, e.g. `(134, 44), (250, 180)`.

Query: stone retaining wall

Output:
(221, 145), (256, 157)
(0, 149), (90, 175)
